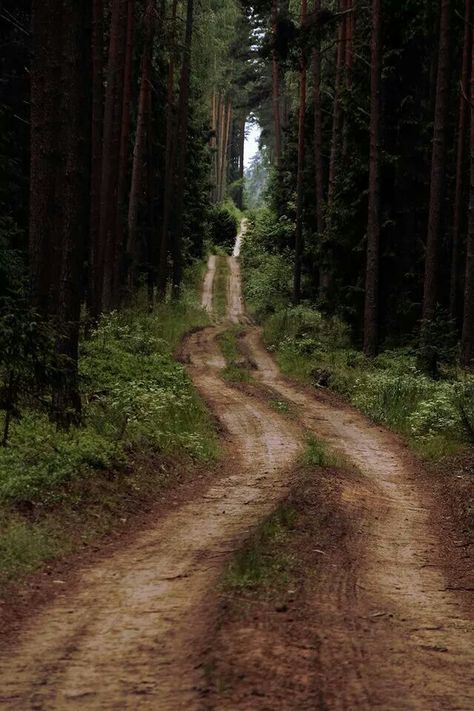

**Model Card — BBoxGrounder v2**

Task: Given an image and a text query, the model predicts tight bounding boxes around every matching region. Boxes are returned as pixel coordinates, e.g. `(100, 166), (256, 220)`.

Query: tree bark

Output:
(219, 99), (232, 202)
(321, 0), (346, 297)
(216, 95), (226, 202)
(116, 0), (135, 293)
(293, 0), (308, 305)
(422, 0), (451, 323)
(158, 0), (178, 297)
(51, 0), (90, 425)
(313, 0), (325, 240)
(127, 0), (155, 288)
(30, 0), (90, 426)
(363, 0), (382, 357)
(30, 0), (62, 318)
(88, 0), (104, 319)
(98, 0), (127, 312)
(238, 114), (246, 210)
(171, 0), (194, 297)
(461, 29), (474, 367)
(327, 0), (346, 207)
(450, 0), (472, 322)
(271, 0), (282, 167)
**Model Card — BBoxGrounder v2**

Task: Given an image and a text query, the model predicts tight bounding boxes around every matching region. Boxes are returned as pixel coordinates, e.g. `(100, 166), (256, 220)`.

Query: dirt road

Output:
(1, 249), (473, 710)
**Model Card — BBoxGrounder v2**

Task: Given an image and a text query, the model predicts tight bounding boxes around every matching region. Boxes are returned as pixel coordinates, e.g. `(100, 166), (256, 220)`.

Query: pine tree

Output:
(363, 0), (382, 357)
(293, 0), (308, 305)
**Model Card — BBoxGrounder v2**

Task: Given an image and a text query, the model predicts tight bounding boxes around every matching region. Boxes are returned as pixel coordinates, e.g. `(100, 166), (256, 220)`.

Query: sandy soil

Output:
(0, 242), (473, 710)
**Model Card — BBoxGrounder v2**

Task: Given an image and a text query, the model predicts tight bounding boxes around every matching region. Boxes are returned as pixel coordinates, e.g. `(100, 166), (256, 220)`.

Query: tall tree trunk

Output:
(293, 0), (308, 305)
(158, 0), (178, 298)
(30, 0), (62, 318)
(238, 114), (246, 210)
(216, 95), (226, 202)
(127, 0), (155, 288)
(116, 0), (135, 293)
(98, 0), (127, 312)
(450, 0), (472, 322)
(342, 0), (353, 157)
(363, 0), (382, 357)
(345, 0), (354, 86)
(422, 0), (451, 324)
(327, 0), (346, 207)
(51, 0), (90, 426)
(313, 0), (325, 239)
(321, 0), (346, 297)
(30, 0), (90, 426)
(219, 99), (232, 202)
(271, 0), (282, 167)
(88, 0), (104, 319)
(171, 0), (194, 297)
(461, 31), (474, 367)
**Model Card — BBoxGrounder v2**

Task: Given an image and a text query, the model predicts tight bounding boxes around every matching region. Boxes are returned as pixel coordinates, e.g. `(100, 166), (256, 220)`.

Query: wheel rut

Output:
(0, 243), (473, 710)
(0, 255), (301, 709)
(231, 281), (474, 707)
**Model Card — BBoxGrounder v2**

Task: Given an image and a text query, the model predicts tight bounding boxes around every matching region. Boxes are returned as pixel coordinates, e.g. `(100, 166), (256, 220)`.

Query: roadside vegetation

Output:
(223, 436), (335, 594)
(212, 257), (230, 320)
(0, 267), (218, 588)
(217, 326), (252, 383)
(241, 211), (474, 461)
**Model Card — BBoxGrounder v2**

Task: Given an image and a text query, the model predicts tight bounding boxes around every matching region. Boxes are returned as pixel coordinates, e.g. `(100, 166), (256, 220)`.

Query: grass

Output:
(0, 262), (219, 589)
(0, 517), (58, 585)
(259, 309), (474, 461)
(213, 256), (230, 320)
(224, 436), (339, 595)
(217, 327), (253, 383)
(269, 398), (292, 415)
(224, 504), (297, 592)
(240, 218), (474, 462)
(303, 434), (338, 467)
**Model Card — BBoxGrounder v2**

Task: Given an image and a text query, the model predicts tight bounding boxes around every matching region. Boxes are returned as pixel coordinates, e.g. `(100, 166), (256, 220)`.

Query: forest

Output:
(1, 0), (474, 708)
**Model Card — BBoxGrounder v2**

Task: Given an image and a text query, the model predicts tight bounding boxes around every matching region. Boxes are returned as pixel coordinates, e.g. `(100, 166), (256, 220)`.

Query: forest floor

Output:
(0, 231), (473, 709)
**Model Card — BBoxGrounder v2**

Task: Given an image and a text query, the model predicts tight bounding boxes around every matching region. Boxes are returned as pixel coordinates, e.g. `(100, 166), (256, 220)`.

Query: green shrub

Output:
(208, 200), (241, 252)
(255, 305), (473, 457)
(0, 285), (217, 505)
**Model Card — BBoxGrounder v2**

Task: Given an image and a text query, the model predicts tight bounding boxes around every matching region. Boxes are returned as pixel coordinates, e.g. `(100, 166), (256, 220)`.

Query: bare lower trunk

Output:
(116, 0), (135, 293)
(363, 0), (382, 357)
(88, 0), (104, 319)
(271, 0), (282, 167)
(293, 0), (308, 305)
(98, 0), (127, 312)
(450, 0), (472, 322)
(158, 0), (178, 298)
(313, 0), (325, 251)
(321, 0), (346, 296)
(422, 0), (451, 323)
(127, 0), (155, 288)
(171, 0), (194, 297)
(461, 30), (474, 367)
(31, 0), (90, 426)
(327, 0), (346, 207)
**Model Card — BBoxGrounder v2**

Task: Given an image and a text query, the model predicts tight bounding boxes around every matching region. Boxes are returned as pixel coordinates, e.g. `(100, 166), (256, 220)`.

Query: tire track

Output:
(0, 259), (302, 711)
(236, 317), (474, 708)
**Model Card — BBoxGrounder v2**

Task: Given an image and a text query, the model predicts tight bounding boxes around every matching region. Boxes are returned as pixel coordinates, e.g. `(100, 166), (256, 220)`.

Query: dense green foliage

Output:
(0, 272), (217, 506)
(242, 211), (474, 458)
(208, 201), (241, 252)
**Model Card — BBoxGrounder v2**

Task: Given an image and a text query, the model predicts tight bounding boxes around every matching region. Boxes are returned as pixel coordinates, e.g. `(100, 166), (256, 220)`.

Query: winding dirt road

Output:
(0, 246), (473, 709)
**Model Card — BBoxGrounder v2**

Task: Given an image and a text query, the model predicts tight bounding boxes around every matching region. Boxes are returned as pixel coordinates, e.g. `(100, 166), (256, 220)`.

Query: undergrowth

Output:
(213, 257), (230, 320)
(0, 264), (218, 586)
(224, 504), (297, 592)
(217, 327), (252, 382)
(241, 211), (474, 460)
(303, 435), (338, 467)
